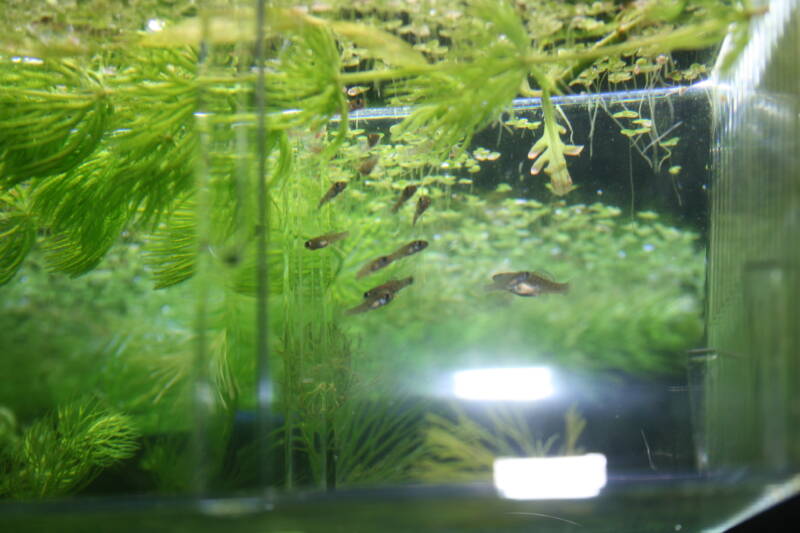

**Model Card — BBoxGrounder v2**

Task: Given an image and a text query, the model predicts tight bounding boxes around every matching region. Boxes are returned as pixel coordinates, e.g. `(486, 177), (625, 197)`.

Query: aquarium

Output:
(1, 0), (799, 532)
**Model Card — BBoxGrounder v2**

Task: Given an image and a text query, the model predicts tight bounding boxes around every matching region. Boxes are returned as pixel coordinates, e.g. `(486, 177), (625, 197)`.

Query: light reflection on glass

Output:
(147, 18), (165, 33)
(493, 454), (607, 500)
(452, 366), (554, 401)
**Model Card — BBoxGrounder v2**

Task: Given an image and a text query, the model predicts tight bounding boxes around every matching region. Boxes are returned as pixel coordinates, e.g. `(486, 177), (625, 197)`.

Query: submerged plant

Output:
(412, 404), (586, 483)
(0, 0), (758, 282)
(0, 399), (139, 499)
(0, 0), (757, 497)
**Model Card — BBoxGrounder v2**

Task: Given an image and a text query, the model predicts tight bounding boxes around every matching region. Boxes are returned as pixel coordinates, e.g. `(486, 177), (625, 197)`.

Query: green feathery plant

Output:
(0, 0), (760, 285)
(412, 404), (587, 483)
(0, 0), (761, 497)
(0, 399), (139, 499)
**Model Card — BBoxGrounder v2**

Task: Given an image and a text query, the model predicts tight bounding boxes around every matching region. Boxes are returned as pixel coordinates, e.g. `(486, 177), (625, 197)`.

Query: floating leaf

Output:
(660, 136), (680, 147)
(612, 110), (639, 119)
(608, 71), (633, 84)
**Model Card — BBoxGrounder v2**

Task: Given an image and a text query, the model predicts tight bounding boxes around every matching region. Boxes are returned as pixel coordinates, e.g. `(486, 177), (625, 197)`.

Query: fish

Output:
(348, 94), (366, 111)
(363, 276), (414, 299)
(389, 240), (428, 261)
(486, 271), (569, 297)
(304, 231), (349, 250)
(346, 290), (394, 315)
(318, 181), (347, 208)
(346, 86), (369, 111)
(413, 195), (431, 225)
(367, 133), (381, 148)
(356, 255), (394, 279)
(390, 185), (418, 213)
(358, 155), (379, 176)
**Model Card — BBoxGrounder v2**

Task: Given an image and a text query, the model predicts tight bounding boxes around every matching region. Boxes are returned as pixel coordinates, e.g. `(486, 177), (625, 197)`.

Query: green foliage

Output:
(265, 20), (347, 135)
(0, 0), (199, 56)
(0, 400), (139, 499)
(331, 397), (427, 487)
(145, 193), (196, 289)
(342, 184), (704, 382)
(0, 60), (109, 186)
(0, 188), (36, 284)
(0, 0), (757, 283)
(389, 0), (531, 156)
(412, 403), (586, 483)
(0, 49), (198, 279)
(0, 0), (753, 498)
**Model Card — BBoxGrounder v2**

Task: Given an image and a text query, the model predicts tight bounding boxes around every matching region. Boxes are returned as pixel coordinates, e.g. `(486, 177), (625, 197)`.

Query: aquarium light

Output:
(452, 367), (554, 401)
(493, 454), (607, 500)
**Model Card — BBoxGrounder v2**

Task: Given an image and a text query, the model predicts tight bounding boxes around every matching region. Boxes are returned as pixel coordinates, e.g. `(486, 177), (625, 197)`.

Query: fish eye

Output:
(304, 241), (312, 248)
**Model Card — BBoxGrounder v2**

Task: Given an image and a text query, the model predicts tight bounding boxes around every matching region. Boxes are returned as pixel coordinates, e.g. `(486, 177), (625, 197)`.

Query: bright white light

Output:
(493, 454), (607, 500)
(147, 18), (165, 32)
(452, 367), (554, 401)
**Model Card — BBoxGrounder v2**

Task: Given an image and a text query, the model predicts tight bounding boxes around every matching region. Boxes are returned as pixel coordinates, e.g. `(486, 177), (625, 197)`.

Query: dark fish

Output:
(348, 94), (366, 111)
(318, 181), (347, 208)
(358, 155), (379, 176)
(356, 255), (394, 279)
(389, 240), (428, 261)
(346, 290), (394, 315)
(413, 195), (431, 225)
(391, 185), (418, 213)
(304, 231), (349, 250)
(363, 276), (414, 299)
(486, 271), (569, 297)
(367, 133), (381, 148)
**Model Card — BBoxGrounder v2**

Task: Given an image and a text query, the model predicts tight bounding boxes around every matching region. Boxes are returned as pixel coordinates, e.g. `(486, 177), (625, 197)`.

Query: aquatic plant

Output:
(0, 0), (752, 497)
(412, 404), (586, 483)
(0, 0), (756, 282)
(342, 185), (704, 381)
(0, 399), (139, 499)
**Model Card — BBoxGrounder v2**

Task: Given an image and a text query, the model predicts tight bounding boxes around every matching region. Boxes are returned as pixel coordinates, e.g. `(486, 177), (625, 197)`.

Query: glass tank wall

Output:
(0, 1), (798, 532)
